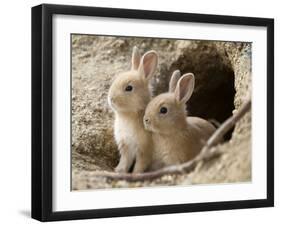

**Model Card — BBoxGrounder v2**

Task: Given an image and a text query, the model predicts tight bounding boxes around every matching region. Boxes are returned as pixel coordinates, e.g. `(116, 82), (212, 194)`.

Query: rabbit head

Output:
(108, 46), (158, 113)
(144, 72), (195, 134)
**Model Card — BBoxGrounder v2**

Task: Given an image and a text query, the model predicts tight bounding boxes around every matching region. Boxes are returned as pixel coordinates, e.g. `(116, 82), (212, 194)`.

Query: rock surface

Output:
(71, 35), (251, 190)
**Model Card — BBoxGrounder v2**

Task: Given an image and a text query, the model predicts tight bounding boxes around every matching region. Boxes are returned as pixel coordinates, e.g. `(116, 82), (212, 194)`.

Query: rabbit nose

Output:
(144, 118), (150, 124)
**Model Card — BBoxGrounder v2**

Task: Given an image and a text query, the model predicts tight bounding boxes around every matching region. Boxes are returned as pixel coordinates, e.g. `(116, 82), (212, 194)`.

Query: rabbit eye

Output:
(125, 85), (133, 92)
(159, 107), (168, 114)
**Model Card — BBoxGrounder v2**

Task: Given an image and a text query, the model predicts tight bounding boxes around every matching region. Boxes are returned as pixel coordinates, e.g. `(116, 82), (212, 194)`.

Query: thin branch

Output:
(200, 99), (251, 154)
(93, 99), (251, 182)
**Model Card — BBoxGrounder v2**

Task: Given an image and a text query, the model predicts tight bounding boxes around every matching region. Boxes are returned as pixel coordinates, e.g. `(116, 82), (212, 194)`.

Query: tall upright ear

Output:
(175, 73), (195, 104)
(138, 50), (158, 80)
(169, 70), (181, 92)
(131, 46), (141, 70)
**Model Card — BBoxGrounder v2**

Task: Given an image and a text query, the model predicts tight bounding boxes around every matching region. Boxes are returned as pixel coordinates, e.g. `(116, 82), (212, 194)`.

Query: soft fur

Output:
(144, 71), (216, 169)
(108, 46), (158, 173)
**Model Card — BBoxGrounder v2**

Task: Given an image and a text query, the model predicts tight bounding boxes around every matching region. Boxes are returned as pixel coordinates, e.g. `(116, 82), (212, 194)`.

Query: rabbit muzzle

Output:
(143, 117), (152, 130)
(108, 95), (121, 110)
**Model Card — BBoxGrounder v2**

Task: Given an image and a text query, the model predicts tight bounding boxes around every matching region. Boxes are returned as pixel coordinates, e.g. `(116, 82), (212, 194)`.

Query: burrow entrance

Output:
(154, 42), (236, 139)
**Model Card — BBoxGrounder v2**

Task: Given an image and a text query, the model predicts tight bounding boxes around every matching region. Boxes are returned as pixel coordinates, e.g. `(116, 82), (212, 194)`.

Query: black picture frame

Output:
(31, 3), (274, 222)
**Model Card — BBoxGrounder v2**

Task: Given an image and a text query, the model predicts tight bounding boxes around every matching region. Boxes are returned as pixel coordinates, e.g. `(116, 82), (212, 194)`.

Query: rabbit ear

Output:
(138, 50), (158, 80)
(169, 70), (181, 92)
(131, 46), (141, 70)
(175, 73), (195, 104)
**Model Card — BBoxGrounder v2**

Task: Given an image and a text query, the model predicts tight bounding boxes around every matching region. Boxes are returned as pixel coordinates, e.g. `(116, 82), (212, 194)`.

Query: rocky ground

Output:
(71, 35), (251, 190)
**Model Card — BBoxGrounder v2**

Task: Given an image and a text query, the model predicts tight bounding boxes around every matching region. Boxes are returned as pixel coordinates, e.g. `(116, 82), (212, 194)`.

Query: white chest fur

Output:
(114, 115), (140, 156)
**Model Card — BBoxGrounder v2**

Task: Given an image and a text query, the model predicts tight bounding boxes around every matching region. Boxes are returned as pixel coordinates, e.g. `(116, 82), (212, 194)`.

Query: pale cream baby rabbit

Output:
(108, 47), (158, 173)
(143, 71), (215, 168)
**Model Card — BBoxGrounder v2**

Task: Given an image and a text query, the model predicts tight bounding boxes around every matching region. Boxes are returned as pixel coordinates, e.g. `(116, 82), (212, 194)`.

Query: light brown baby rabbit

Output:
(143, 71), (216, 168)
(108, 46), (158, 173)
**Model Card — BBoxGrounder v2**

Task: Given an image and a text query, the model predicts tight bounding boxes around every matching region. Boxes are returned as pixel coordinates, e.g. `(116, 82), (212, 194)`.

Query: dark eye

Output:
(125, 85), (133, 92)
(160, 107), (168, 114)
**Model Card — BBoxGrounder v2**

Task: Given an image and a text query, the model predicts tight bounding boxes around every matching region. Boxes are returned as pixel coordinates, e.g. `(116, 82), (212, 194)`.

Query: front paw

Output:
(132, 163), (146, 174)
(132, 168), (144, 174)
(115, 164), (127, 173)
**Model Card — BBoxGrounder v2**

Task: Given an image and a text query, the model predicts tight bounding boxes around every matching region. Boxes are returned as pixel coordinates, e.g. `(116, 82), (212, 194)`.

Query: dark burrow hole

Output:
(154, 42), (236, 140)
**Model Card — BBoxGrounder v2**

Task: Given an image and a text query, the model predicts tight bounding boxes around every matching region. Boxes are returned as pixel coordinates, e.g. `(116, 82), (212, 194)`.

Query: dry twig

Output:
(93, 99), (251, 182)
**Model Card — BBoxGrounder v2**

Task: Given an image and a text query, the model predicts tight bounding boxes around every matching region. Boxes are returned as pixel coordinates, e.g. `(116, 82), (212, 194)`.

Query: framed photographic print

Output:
(31, 4), (274, 221)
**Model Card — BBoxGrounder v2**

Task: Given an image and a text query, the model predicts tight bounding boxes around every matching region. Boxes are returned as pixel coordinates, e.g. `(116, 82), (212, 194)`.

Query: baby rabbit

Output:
(143, 71), (216, 168)
(108, 46), (158, 173)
